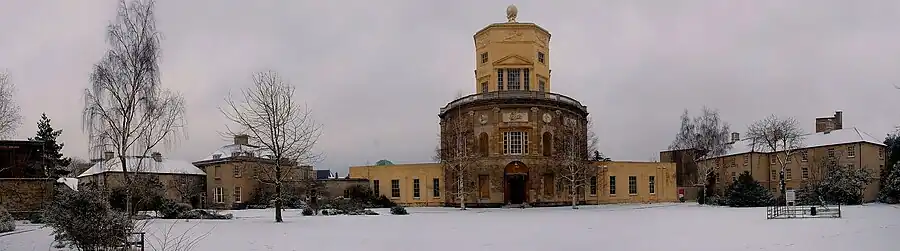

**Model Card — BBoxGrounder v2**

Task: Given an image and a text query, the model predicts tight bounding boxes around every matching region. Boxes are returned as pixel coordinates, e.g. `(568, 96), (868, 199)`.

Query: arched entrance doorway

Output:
(504, 161), (529, 205)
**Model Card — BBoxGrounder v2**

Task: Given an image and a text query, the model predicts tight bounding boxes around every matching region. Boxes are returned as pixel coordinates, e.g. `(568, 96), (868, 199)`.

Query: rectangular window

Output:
(233, 166), (241, 178)
(801, 151), (808, 162)
(373, 180), (380, 196)
(879, 149), (885, 159)
(344, 189), (350, 198)
(234, 186), (242, 203)
(215, 187), (224, 203)
(496, 69), (504, 91)
(506, 68), (521, 90)
(847, 145), (856, 158)
(609, 176), (617, 195)
(391, 179), (400, 198)
(743, 155), (749, 166)
(214, 165), (221, 179)
(481, 52), (488, 64)
(770, 169), (777, 181)
(537, 52), (545, 63)
(589, 176), (597, 195)
(801, 167), (809, 180)
(433, 178), (440, 197)
(478, 175), (490, 199)
(628, 176), (637, 195)
(502, 131), (528, 155)
(785, 167), (792, 180)
(538, 79), (546, 92)
(413, 178), (420, 198)
(731, 172), (736, 181)
(848, 164), (855, 169)
(523, 69), (530, 90)
(648, 176), (656, 194)
(828, 148), (835, 158)
(481, 82), (488, 93)
(770, 156), (776, 165)
(543, 174), (554, 196)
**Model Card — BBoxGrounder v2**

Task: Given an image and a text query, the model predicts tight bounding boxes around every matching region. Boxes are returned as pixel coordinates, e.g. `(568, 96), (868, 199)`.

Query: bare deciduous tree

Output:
(668, 107), (732, 201)
(0, 71), (22, 139)
(436, 110), (482, 210)
(552, 117), (597, 209)
(221, 70), (323, 223)
(746, 114), (804, 198)
(82, 0), (186, 215)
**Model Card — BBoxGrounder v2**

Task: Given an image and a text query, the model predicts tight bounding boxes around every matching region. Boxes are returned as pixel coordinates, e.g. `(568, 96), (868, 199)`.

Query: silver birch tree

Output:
(437, 109), (481, 210)
(82, 0), (186, 215)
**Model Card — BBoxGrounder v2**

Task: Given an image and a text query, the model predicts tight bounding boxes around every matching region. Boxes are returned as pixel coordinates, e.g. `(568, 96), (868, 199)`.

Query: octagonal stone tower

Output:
(439, 5), (589, 207)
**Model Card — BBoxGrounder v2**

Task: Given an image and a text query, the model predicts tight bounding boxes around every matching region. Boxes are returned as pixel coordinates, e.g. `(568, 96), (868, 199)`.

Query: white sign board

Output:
(785, 189), (796, 202)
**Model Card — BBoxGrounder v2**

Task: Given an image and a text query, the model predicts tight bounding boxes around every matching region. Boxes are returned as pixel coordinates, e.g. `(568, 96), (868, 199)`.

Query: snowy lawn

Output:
(1, 203), (898, 251)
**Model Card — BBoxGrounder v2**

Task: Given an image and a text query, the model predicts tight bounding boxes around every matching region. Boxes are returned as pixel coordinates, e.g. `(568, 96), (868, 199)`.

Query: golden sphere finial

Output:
(506, 5), (518, 23)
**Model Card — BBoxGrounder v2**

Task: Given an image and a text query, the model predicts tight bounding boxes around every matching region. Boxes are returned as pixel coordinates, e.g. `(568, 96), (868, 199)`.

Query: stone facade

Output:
(0, 178), (55, 215)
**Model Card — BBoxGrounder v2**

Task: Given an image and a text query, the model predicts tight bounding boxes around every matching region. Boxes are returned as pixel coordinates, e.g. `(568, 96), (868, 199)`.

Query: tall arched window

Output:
(479, 133), (489, 156)
(542, 132), (552, 156)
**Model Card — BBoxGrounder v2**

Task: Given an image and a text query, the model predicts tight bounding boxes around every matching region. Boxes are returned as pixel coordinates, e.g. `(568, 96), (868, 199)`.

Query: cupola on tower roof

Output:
(473, 5), (552, 94)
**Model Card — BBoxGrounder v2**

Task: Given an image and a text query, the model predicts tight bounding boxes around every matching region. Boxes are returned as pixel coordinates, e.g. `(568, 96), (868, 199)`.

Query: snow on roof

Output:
(195, 144), (275, 163)
(56, 177), (78, 191)
(78, 156), (207, 178)
(717, 127), (884, 158)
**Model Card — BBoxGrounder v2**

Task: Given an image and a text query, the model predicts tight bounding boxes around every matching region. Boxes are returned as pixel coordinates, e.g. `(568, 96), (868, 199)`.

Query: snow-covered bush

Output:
(159, 200), (193, 219)
(302, 207), (314, 216)
(878, 162), (900, 204)
(390, 206), (408, 215)
(180, 209), (233, 220)
(724, 172), (774, 207)
(798, 160), (872, 205)
(0, 205), (15, 233)
(43, 190), (133, 250)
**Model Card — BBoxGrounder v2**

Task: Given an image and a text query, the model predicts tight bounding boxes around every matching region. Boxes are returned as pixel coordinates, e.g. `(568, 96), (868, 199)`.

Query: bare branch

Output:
(435, 110), (482, 210)
(81, 0), (185, 215)
(550, 117), (596, 209)
(668, 107), (732, 190)
(0, 71), (22, 139)
(220, 70), (323, 222)
(746, 114), (805, 197)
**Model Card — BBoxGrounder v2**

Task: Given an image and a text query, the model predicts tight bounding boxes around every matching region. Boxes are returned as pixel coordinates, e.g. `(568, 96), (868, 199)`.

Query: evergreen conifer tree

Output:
(725, 171), (774, 207)
(28, 113), (71, 178)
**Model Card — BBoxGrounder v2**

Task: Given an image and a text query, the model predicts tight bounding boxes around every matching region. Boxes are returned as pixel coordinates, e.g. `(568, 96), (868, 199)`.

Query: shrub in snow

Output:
(879, 162), (900, 204)
(724, 171), (774, 207)
(363, 209), (379, 215)
(43, 190), (133, 250)
(798, 160), (872, 205)
(390, 206), (408, 215)
(159, 200), (193, 219)
(372, 195), (397, 208)
(180, 209), (233, 220)
(302, 207), (314, 216)
(28, 213), (44, 224)
(0, 205), (14, 233)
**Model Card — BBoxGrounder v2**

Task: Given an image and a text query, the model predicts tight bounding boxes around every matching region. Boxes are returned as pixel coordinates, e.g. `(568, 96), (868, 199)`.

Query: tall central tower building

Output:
(473, 5), (552, 93)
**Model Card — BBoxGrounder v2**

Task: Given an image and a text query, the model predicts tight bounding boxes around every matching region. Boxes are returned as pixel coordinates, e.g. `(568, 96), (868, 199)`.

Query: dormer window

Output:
(212, 154), (222, 159)
(231, 151), (241, 157)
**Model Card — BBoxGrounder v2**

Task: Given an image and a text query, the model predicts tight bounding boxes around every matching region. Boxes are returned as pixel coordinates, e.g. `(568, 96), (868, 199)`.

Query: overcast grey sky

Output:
(2, 0), (899, 173)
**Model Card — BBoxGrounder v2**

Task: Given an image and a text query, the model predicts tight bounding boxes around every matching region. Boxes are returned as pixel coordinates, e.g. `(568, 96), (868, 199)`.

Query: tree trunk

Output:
(571, 183), (577, 209)
(457, 174), (466, 210)
(120, 155), (133, 216)
(275, 163), (283, 223)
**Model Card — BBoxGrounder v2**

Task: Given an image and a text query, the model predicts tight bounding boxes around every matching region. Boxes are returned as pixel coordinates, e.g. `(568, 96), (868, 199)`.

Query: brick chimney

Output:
(151, 152), (162, 162)
(103, 151), (114, 161)
(234, 134), (249, 145)
(731, 132), (740, 142)
(834, 110), (843, 130)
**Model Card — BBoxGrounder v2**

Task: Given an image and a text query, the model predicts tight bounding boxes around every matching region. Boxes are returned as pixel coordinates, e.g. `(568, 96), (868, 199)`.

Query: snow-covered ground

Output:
(2, 203), (898, 251)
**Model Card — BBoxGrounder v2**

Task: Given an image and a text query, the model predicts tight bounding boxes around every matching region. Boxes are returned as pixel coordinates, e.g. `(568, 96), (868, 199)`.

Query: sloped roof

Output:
(194, 143), (275, 163)
(78, 156), (206, 178)
(717, 127), (884, 158)
(56, 177), (78, 191)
